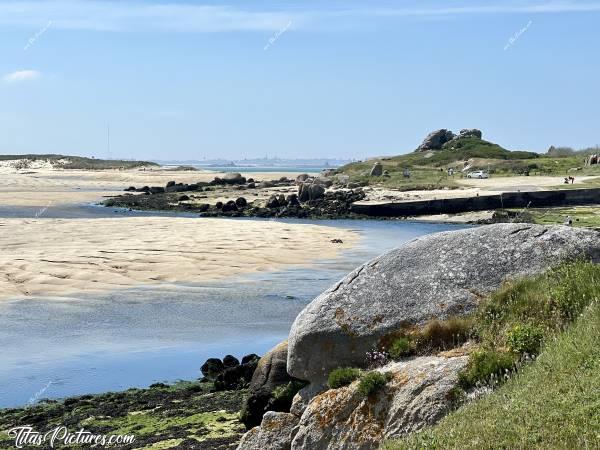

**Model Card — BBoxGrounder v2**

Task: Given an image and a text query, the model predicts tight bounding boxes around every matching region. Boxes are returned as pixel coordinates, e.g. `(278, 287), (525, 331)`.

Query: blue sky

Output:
(0, 0), (599, 161)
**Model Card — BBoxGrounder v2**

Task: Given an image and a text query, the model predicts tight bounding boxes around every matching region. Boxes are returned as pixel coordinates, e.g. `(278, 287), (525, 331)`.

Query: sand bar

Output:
(0, 166), (313, 207)
(0, 217), (358, 300)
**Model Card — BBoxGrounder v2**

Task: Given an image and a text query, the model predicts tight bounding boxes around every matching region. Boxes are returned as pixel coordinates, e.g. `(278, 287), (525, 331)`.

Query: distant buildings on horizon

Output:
(152, 157), (355, 168)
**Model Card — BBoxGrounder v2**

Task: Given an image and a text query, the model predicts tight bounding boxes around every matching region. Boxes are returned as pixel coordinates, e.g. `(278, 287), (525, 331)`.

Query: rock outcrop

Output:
(417, 129), (455, 151)
(297, 183), (325, 202)
(241, 341), (297, 429)
(223, 172), (247, 184)
(457, 128), (482, 139)
(288, 224), (600, 382)
(239, 356), (469, 450)
(237, 412), (299, 450)
(369, 162), (383, 177)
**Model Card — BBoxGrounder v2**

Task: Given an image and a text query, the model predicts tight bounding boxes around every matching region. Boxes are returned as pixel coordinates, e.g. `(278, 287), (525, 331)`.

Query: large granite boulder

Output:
(291, 356), (468, 450)
(417, 129), (455, 151)
(288, 224), (600, 382)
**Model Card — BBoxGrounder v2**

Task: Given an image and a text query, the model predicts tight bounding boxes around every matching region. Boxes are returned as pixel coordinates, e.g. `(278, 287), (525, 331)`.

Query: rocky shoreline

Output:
(103, 172), (370, 219)
(2, 224), (598, 450)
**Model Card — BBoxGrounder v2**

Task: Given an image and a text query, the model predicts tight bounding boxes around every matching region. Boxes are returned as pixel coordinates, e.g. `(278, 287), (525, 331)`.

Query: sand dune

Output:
(0, 217), (358, 300)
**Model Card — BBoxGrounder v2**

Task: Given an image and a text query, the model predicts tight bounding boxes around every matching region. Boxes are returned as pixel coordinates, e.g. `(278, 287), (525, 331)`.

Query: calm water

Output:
(0, 206), (465, 408)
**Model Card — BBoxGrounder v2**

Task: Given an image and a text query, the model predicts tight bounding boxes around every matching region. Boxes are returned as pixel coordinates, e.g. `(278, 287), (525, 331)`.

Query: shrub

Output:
(418, 317), (473, 351)
(507, 324), (544, 355)
(458, 349), (515, 389)
(272, 380), (308, 404)
(549, 262), (600, 321)
(358, 372), (389, 397)
(388, 336), (413, 359)
(328, 368), (360, 389)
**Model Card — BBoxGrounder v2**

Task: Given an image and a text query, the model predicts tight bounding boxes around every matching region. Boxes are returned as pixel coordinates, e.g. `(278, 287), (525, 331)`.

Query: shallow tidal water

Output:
(0, 204), (466, 407)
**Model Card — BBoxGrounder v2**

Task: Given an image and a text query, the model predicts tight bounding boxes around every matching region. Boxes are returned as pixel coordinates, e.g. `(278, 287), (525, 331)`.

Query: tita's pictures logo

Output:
(8, 425), (135, 448)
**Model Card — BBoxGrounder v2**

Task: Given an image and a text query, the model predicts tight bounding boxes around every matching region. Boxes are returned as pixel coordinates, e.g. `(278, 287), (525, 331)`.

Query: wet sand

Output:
(0, 216), (356, 300)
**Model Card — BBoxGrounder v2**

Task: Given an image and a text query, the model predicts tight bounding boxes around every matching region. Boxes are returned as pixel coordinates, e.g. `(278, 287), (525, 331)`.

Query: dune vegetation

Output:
(384, 261), (600, 449)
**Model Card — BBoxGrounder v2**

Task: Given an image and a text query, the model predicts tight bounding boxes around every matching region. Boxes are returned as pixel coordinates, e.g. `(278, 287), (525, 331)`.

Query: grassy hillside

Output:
(385, 261), (600, 449)
(0, 154), (157, 170)
(339, 136), (598, 189)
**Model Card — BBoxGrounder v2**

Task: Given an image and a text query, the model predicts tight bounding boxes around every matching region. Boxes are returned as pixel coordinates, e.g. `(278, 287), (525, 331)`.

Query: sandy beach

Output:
(0, 165), (310, 207)
(0, 217), (357, 300)
(0, 165), (362, 300)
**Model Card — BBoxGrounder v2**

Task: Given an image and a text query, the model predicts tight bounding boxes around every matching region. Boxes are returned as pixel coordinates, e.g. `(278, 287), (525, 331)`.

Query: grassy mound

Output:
(0, 154), (157, 170)
(384, 261), (600, 449)
(338, 136), (600, 189)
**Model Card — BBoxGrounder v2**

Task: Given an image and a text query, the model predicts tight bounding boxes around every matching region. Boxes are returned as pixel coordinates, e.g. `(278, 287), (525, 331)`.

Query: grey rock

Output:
(200, 358), (224, 379)
(417, 128), (455, 151)
(457, 128), (482, 140)
(223, 354), (240, 368)
(290, 356), (468, 450)
(288, 224), (600, 382)
(241, 341), (296, 429)
(296, 174), (310, 183)
(223, 172), (246, 184)
(237, 412), (299, 450)
(290, 383), (326, 418)
(370, 162), (383, 176)
(298, 183), (326, 202)
(266, 195), (280, 208)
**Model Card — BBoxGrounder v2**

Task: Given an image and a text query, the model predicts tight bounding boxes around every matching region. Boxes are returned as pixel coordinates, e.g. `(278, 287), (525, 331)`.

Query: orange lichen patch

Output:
(388, 371), (410, 388)
(311, 387), (356, 429)
(345, 399), (385, 444)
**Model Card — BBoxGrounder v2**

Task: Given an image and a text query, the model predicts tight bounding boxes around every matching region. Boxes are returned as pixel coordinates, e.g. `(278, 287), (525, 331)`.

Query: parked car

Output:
(467, 170), (489, 179)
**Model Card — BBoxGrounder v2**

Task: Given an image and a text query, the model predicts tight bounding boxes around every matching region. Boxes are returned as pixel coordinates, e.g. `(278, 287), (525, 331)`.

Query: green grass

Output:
(384, 317), (473, 360)
(338, 136), (600, 190)
(328, 367), (361, 389)
(384, 261), (600, 449)
(525, 206), (600, 229)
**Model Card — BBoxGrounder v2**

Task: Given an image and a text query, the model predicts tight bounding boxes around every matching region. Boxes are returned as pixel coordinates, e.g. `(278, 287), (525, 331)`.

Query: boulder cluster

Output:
(201, 353), (260, 391)
(236, 224), (600, 450)
(416, 128), (483, 151)
(116, 172), (366, 219)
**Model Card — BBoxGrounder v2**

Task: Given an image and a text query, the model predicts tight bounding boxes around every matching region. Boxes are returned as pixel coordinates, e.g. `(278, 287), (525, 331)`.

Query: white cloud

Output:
(0, 1), (598, 32)
(3, 70), (41, 83)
